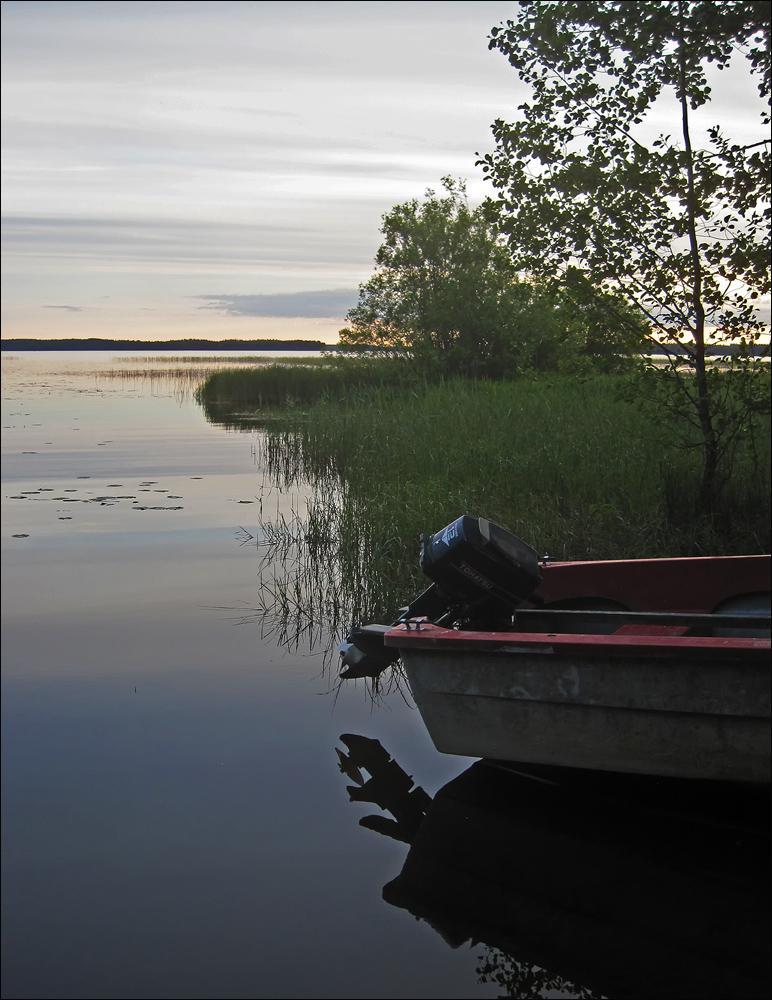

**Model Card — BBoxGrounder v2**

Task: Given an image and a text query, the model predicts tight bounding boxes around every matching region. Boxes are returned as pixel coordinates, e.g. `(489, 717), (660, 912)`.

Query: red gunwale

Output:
(385, 555), (770, 660)
(384, 622), (770, 660)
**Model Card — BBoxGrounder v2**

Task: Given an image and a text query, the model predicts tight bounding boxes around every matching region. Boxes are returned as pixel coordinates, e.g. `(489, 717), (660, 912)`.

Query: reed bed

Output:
(120, 354), (335, 364)
(196, 355), (416, 415)
(263, 375), (770, 557)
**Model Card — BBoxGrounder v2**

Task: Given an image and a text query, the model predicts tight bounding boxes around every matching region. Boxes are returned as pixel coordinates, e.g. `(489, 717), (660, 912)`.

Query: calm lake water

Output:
(2, 352), (769, 1000)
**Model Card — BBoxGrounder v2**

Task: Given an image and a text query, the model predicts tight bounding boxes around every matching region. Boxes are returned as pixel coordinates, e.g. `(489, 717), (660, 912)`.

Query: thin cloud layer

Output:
(198, 290), (358, 318)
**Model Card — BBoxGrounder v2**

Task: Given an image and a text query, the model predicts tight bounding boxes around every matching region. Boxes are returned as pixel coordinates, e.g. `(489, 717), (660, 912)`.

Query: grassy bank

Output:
(198, 365), (770, 639)
(197, 355), (415, 421)
(272, 373), (767, 538)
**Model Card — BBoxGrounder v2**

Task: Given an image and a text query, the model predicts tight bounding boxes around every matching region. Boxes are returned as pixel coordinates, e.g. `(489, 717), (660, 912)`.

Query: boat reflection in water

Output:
(337, 735), (770, 1000)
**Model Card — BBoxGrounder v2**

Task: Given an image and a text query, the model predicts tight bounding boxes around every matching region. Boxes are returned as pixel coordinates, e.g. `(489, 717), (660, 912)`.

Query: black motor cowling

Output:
(419, 515), (542, 618)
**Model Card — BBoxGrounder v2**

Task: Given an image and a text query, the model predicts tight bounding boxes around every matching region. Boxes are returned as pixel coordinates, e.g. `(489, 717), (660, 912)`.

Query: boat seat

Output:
(613, 623), (690, 637)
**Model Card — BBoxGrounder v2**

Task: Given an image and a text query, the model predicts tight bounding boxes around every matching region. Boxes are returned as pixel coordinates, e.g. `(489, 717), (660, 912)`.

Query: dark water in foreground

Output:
(2, 353), (769, 999)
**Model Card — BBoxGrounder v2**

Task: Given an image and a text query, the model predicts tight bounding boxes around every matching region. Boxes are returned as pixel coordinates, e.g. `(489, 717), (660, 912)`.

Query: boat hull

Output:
(402, 646), (771, 782)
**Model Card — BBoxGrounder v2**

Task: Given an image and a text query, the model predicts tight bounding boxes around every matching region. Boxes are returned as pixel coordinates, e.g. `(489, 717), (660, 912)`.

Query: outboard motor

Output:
(419, 515), (542, 621)
(340, 515), (542, 679)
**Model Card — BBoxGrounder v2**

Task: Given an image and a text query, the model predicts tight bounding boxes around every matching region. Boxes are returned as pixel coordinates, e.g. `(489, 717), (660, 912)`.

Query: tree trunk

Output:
(679, 15), (718, 513)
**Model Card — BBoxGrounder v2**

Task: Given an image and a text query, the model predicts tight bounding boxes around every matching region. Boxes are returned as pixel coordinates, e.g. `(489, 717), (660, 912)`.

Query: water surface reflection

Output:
(338, 736), (771, 1000)
(4, 352), (769, 1000)
(3, 353), (485, 999)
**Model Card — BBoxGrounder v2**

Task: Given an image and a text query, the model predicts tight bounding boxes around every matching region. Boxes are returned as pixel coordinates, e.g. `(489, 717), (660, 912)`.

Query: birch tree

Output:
(481, 1), (770, 508)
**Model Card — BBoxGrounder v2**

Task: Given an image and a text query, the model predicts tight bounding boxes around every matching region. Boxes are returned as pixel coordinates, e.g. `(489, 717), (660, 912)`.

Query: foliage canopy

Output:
(340, 178), (642, 377)
(481, 0), (771, 505)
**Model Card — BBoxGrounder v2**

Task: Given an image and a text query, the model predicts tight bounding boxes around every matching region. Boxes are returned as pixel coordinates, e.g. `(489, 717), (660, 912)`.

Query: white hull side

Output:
(403, 648), (771, 783)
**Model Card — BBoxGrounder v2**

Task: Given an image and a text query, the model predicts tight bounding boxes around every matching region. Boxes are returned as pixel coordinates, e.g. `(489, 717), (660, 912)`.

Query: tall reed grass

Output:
(196, 355), (415, 420)
(261, 375), (770, 555)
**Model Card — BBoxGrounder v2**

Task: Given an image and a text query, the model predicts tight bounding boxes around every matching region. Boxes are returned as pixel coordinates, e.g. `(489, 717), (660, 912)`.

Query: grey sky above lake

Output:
(1, 1), (767, 342)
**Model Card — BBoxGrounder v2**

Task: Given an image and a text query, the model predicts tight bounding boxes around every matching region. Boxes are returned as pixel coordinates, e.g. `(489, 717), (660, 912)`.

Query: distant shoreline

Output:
(0, 338), (330, 352)
(1, 337), (767, 357)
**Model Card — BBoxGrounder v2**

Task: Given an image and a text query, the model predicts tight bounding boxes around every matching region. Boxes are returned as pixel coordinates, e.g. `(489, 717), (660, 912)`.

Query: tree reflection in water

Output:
(475, 948), (597, 999)
(337, 735), (770, 1000)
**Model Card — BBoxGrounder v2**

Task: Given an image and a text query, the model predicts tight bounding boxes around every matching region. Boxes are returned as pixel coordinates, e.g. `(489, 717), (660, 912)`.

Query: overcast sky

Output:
(2, 0), (525, 341)
(1, 1), (768, 343)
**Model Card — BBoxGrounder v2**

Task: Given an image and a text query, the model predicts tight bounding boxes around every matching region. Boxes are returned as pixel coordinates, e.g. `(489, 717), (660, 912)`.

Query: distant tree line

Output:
(649, 343), (769, 358)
